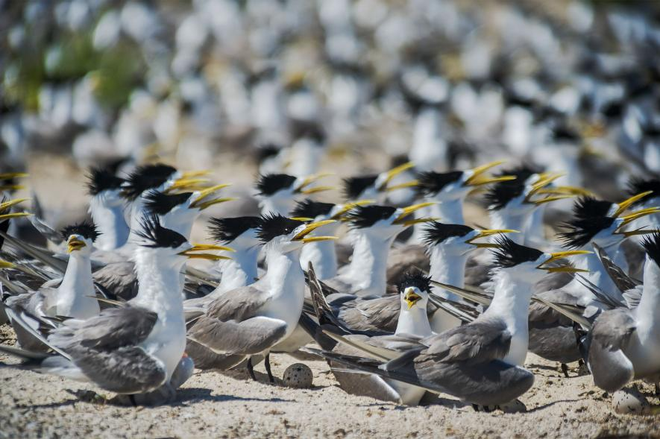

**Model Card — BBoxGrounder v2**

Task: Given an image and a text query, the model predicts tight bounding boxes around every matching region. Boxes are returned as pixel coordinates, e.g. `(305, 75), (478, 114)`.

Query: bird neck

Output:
(300, 239), (337, 280)
(132, 252), (184, 320)
(57, 252), (98, 318)
(260, 195), (296, 216)
(637, 257), (660, 325)
(567, 246), (622, 304)
(429, 247), (467, 301)
(396, 304), (433, 337)
(489, 210), (530, 244)
(89, 196), (130, 251)
(483, 269), (535, 366)
(264, 247), (304, 301)
(215, 247), (260, 293)
(523, 205), (547, 248)
(346, 232), (394, 297)
(431, 198), (465, 225)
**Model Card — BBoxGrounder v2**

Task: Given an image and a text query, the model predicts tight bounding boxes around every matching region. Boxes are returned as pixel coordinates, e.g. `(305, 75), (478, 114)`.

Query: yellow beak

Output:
(0, 258), (16, 269)
(295, 173), (334, 195)
(165, 178), (212, 193)
(190, 184), (235, 210)
(181, 170), (212, 179)
(331, 200), (375, 219)
(618, 207), (660, 228)
(293, 220), (336, 241)
(467, 229), (519, 248)
(403, 288), (422, 309)
(464, 160), (512, 187)
(612, 191), (653, 218)
(384, 180), (420, 192)
(67, 238), (86, 253)
(0, 172), (29, 180)
(392, 202), (436, 225)
(178, 243), (234, 260)
(525, 173), (566, 203)
(378, 162), (415, 190)
(536, 186), (594, 197)
(0, 198), (30, 212)
(538, 250), (591, 273)
(0, 212), (32, 221)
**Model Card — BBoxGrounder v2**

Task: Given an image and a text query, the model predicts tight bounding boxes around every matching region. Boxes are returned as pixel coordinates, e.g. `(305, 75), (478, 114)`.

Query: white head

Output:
(62, 222), (100, 257)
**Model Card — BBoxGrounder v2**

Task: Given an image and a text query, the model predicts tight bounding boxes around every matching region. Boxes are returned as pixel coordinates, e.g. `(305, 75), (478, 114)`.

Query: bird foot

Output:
(112, 384), (177, 407)
(170, 354), (195, 390)
(472, 399), (526, 413)
(560, 363), (569, 378)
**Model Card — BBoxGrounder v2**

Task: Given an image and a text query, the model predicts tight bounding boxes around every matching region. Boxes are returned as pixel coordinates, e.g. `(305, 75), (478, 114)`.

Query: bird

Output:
(0, 216), (229, 404)
(309, 237), (587, 409)
(85, 167), (130, 251)
(342, 162), (416, 204)
(4, 222), (101, 352)
(306, 269), (435, 406)
(255, 173), (333, 216)
(186, 214), (337, 381)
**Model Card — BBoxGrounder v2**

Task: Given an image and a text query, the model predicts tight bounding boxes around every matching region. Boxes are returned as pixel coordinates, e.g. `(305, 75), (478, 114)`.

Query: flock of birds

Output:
(0, 158), (659, 415)
(2, 0), (660, 421)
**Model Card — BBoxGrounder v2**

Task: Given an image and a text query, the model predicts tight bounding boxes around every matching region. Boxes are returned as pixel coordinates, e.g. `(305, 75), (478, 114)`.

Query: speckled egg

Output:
(283, 363), (313, 388)
(612, 387), (651, 415)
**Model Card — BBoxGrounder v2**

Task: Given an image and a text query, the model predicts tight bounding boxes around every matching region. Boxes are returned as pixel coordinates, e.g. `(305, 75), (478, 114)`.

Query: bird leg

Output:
(247, 357), (257, 381)
(264, 353), (275, 383)
(655, 383), (660, 397)
(560, 363), (569, 378)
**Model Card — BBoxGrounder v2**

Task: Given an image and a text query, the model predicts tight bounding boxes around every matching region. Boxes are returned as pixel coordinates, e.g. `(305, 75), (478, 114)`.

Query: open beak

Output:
(536, 186), (594, 197)
(612, 191), (653, 218)
(524, 173), (569, 205)
(377, 162), (415, 190)
(537, 250), (591, 273)
(403, 288), (422, 309)
(178, 243), (234, 261)
(332, 200), (375, 219)
(67, 237), (86, 253)
(190, 184), (236, 210)
(292, 220), (337, 243)
(467, 229), (519, 248)
(295, 173), (334, 195)
(614, 207), (660, 237)
(0, 198), (30, 212)
(165, 178), (212, 193)
(392, 202), (436, 226)
(465, 160), (516, 187)
(181, 170), (212, 179)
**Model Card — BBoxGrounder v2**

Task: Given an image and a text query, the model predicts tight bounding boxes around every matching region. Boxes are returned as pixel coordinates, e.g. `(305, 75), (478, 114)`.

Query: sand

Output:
(2, 154), (660, 438)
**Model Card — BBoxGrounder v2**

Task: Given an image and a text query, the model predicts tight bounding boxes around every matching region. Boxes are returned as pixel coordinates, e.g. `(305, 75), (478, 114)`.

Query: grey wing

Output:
(594, 242), (641, 293)
(187, 316), (287, 356)
(93, 261), (138, 301)
(337, 295), (400, 333)
(528, 290), (582, 363)
(204, 284), (271, 322)
(345, 333), (424, 353)
(587, 308), (636, 393)
(623, 285), (643, 309)
(420, 318), (512, 365)
(48, 306), (157, 351)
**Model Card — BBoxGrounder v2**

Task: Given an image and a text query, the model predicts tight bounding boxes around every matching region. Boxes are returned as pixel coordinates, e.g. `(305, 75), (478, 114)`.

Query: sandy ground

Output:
(1, 324), (659, 439)
(2, 154), (660, 438)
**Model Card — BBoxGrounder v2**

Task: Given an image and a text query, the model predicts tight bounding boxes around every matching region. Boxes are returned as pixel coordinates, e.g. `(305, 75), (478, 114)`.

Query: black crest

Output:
(397, 271), (432, 293)
(627, 178), (660, 207)
(136, 215), (187, 249)
(422, 222), (474, 246)
(492, 236), (544, 268)
(86, 167), (125, 196)
(343, 175), (378, 200)
(558, 216), (616, 249)
(572, 197), (613, 220)
(256, 174), (297, 196)
(415, 171), (464, 197)
(291, 199), (335, 219)
(484, 181), (525, 210)
(143, 191), (192, 216)
(257, 214), (305, 243)
(61, 221), (100, 242)
(552, 125), (581, 142)
(256, 144), (283, 164)
(208, 216), (262, 243)
(641, 233), (660, 267)
(494, 165), (541, 181)
(121, 164), (178, 200)
(346, 205), (397, 229)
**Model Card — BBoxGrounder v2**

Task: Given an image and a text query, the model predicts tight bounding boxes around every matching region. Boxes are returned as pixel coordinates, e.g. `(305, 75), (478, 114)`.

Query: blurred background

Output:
(2, 0), (660, 237)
